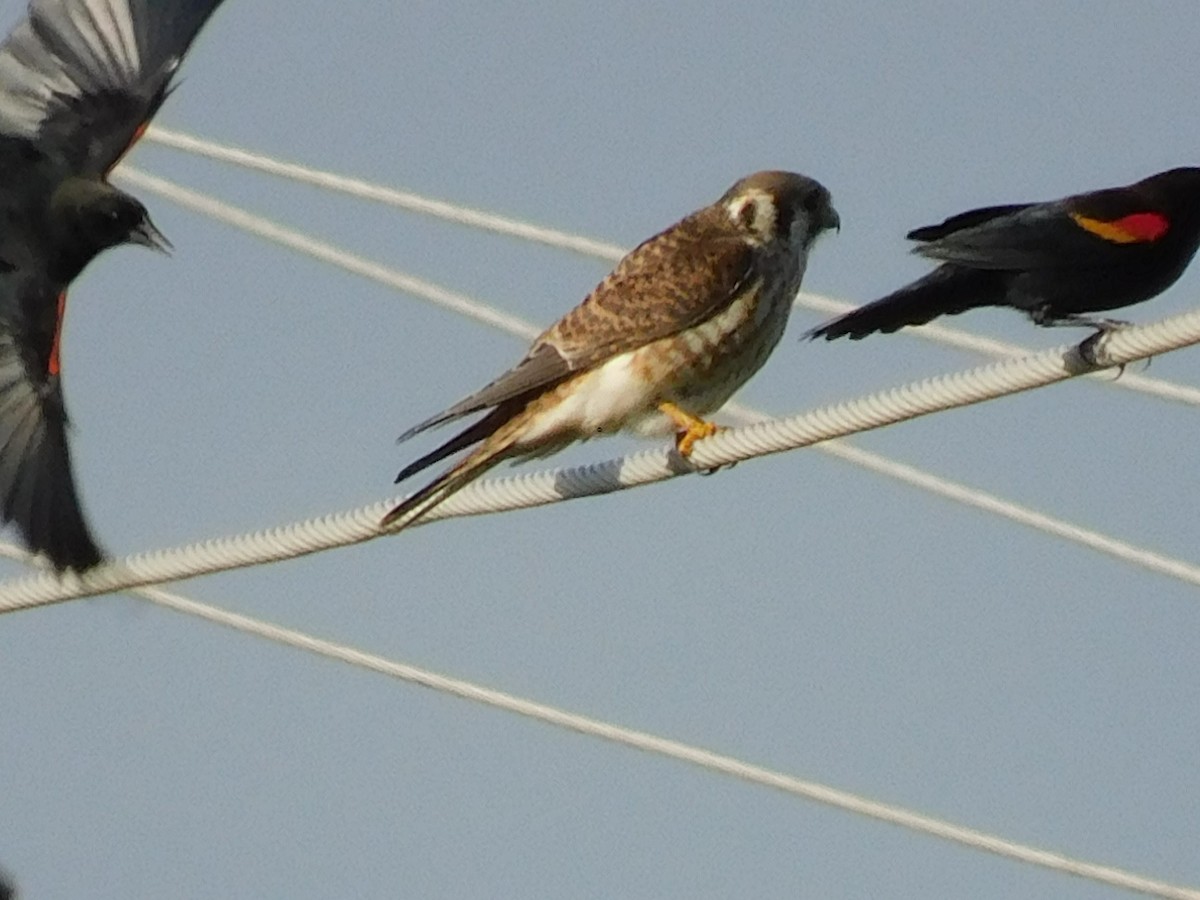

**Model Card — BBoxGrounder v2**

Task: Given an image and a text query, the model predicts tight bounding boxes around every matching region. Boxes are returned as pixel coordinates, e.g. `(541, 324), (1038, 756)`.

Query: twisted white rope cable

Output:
(141, 126), (1200, 408)
(11, 160), (1200, 897)
(2, 312), (1200, 612)
(799, 293), (1200, 407)
(0, 543), (1192, 900)
(23, 157), (1198, 897)
(102, 168), (1200, 593)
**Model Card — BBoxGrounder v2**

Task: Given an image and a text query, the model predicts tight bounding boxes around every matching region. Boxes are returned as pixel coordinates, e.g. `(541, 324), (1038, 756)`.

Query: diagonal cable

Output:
(1, 309), (1199, 611)
(0, 542), (1193, 900)
(97, 168), (1200, 595)
(11, 158), (1200, 897)
(141, 125), (1200, 408)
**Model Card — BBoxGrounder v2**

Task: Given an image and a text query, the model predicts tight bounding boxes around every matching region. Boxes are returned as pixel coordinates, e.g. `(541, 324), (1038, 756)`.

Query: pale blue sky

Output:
(2, 2), (1199, 897)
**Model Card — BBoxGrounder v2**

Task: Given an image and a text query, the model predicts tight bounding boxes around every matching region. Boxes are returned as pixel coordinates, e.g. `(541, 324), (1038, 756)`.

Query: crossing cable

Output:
(0, 542), (1193, 900)
(90, 168), (1200, 594)
(9, 160), (1195, 898)
(3, 305), (1200, 611)
(141, 125), (1200, 409)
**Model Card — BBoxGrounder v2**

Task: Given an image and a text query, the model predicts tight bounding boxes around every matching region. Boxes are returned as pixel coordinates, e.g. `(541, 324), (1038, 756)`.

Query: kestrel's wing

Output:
(912, 191), (1171, 271)
(0, 268), (103, 570)
(0, 0), (227, 173)
(400, 215), (756, 440)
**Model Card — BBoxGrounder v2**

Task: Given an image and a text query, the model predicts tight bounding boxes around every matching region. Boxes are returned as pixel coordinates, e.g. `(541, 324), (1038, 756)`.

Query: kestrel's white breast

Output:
(511, 245), (803, 448)
(511, 349), (654, 447)
(626, 257), (803, 434)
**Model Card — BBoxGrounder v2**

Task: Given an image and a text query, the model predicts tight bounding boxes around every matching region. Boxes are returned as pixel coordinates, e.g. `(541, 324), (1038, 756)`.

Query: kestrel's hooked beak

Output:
(131, 215), (173, 255)
(824, 206), (841, 234)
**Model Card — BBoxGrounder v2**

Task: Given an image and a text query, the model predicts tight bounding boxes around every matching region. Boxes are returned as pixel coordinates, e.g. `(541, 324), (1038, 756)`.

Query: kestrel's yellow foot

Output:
(659, 401), (721, 458)
(677, 421), (721, 457)
(386, 172), (837, 526)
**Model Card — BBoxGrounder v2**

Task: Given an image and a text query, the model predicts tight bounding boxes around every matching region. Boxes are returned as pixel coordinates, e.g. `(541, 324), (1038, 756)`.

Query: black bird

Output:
(807, 167), (1200, 344)
(0, 0), (227, 571)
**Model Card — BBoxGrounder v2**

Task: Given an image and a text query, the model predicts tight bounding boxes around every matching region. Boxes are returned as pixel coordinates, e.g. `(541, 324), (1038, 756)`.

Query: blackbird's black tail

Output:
(805, 266), (1006, 341)
(0, 335), (103, 572)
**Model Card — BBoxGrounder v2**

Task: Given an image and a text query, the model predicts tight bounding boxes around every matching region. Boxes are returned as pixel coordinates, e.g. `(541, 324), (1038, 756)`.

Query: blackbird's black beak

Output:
(131, 215), (172, 255)
(824, 206), (841, 234)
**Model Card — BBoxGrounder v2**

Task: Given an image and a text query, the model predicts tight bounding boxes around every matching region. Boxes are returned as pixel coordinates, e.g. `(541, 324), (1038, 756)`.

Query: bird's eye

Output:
(736, 199), (757, 230)
(802, 192), (823, 214)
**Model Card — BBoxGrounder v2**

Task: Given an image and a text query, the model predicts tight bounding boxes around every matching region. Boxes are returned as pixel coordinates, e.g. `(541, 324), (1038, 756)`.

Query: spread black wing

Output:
(0, 283), (101, 571)
(0, 0), (227, 173)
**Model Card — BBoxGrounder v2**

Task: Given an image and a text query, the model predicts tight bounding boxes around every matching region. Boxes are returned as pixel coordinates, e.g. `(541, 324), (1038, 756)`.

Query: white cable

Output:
(0, 542), (1191, 900)
(140, 126), (1200, 409)
(91, 127), (1196, 900)
(115, 168), (541, 341)
(142, 127), (627, 261)
(100, 168), (1200, 596)
(814, 439), (1200, 581)
(29, 147), (1196, 898)
(799, 293), (1200, 408)
(2, 311), (1199, 611)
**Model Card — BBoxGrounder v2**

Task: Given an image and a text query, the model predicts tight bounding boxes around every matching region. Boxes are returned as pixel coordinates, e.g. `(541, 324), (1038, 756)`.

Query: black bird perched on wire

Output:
(0, 0), (228, 571)
(806, 167), (1200, 349)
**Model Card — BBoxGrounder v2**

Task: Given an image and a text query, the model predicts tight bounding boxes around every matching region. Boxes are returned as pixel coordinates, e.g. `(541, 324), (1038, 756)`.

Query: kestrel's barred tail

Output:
(381, 416), (524, 529)
(381, 450), (510, 530)
(382, 170), (839, 534)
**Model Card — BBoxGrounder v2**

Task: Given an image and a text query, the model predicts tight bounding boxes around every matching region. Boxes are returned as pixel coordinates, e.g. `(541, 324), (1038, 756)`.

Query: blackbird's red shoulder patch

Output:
(108, 120), (150, 174)
(1070, 211), (1170, 244)
(49, 291), (66, 376)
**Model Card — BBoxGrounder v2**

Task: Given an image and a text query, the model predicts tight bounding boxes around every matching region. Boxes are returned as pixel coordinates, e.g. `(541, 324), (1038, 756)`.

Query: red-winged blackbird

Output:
(0, 0), (226, 571)
(807, 167), (1200, 345)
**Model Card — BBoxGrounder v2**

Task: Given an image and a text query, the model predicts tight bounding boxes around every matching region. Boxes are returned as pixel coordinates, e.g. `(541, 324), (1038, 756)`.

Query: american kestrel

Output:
(381, 170), (839, 530)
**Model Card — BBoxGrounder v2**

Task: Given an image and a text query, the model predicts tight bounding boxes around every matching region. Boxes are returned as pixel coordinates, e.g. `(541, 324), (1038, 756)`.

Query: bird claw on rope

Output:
(3, 304), (1200, 614)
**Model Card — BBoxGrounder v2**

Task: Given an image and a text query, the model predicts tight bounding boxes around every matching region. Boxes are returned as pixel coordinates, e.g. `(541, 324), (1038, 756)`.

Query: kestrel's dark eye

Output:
(802, 191), (823, 215)
(775, 205), (795, 235)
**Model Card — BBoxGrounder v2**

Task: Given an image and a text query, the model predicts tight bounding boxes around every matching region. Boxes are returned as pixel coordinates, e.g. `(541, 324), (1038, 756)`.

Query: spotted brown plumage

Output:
(0, 0), (227, 571)
(806, 167), (1200, 342)
(382, 170), (839, 532)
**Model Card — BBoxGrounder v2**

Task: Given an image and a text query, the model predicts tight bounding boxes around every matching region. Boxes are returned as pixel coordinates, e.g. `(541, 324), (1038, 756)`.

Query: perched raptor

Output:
(0, 0), (228, 570)
(382, 170), (839, 531)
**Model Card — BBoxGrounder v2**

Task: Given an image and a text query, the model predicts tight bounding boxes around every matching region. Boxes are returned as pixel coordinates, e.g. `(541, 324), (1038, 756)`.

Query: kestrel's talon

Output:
(675, 420), (720, 457)
(659, 401), (721, 458)
(383, 172), (839, 532)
